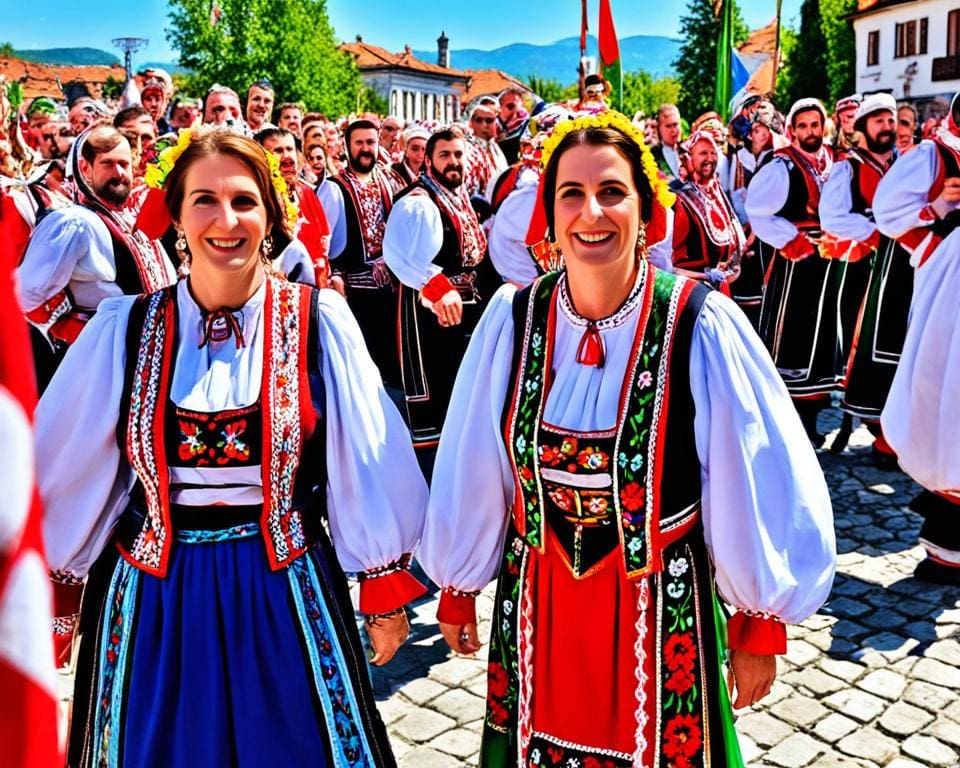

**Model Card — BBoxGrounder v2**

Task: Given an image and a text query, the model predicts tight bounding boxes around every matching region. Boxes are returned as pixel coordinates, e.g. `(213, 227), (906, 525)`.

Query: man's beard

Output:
(95, 178), (131, 206)
(865, 130), (895, 154)
(435, 165), (462, 191)
(349, 151), (376, 174)
(799, 134), (823, 153)
(692, 161), (716, 184)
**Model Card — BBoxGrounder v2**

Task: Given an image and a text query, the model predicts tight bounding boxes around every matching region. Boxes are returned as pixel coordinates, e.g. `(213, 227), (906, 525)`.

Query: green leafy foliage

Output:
(820, 0), (857, 104)
(674, 0), (749, 121)
(779, 0), (830, 106)
(166, 0), (364, 116)
(622, 71), (682, 119)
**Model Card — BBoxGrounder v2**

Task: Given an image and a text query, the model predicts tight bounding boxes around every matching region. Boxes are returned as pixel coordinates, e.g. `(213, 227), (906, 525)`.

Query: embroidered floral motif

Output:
(523, 733), (631, 767)
(177, 408), (256, 467)
(576, 447), (609, 470)
(538, 444), (563, 466)
(662, 714), (703, 768)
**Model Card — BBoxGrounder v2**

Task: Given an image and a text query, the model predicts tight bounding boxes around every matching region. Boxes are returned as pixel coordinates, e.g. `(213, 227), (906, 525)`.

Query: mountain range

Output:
(10, 34), (681, 85)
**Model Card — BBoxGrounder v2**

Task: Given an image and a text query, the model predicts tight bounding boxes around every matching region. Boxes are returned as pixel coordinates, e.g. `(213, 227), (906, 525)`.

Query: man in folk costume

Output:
(727, 103), (789, 327)
(873, 92), (960, 586)
(18, 125), (175, 391)
(670, 130), (746, 294)
(378, 115), (404, 167)
(819, 93), (909, 466)
(383, 125), (500, 450)
(256, 127), (332, 288)
(651, 103), (683, 182)
(327, 119), (400, 386)
(464, 100), (508, 203)
(746, 98), (838, 445)
(832, 94), (862, 155)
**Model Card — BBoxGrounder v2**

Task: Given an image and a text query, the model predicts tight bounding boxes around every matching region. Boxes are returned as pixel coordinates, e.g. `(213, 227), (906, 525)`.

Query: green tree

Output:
(0, 41), (16, 58)
(781, 0), (830, 106)
(820, 0), (857, 104)
(622, 70), (682, 118)
(101, 75), (125, 101)
(166, 0), (364, 116)
(674, 0), (750, 120)
(526, 76), (567, 104)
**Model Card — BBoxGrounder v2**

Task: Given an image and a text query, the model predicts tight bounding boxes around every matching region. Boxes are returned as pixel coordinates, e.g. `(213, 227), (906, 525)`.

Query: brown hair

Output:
(164, 130), (290, 245)
(425, 124), (465, 162)
(80, 124), (127, 164)
(541, 126), (654, 241)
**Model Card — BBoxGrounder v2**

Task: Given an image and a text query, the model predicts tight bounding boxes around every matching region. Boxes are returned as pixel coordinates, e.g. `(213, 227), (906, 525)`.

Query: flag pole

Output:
(772, 0), (783, 94)
(579, 0), (588, 100)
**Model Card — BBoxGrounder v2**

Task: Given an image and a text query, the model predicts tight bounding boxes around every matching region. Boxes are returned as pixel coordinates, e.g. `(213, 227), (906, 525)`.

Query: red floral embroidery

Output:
(221, 419), (250, 462)
(620, 481), (645, 512)
(519, 465), (534, 484)
(559, 436), (578, 456)
(664, 632), (697, 672)
(548, 488), (576, 512)
(547, 746), (564, 763)
(663, 714), (703, 766)
(583, 758), (620, 768)
(178, 421), (206, 461)
(576, 446), (609, 470)
(487, 661), (510, 726)
(538, 444), (563, 466)
(665, 665), (696, 696)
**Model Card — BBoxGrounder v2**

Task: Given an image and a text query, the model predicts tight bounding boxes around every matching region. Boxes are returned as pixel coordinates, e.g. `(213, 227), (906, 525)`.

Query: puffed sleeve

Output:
(317, 181), (347, 260)
(690, 292), (836, 653)
(488, 181), (539, 286)
(315, 289), (429, 615)
(419, 284), (518, 625)
(745, 158), (797, 249)
(820, 161), (878, 243)
(874, 141), (944, 264)
(37, 296), (136, 579)
(382, 192), (445, 290)
(18, 208), (111, 312)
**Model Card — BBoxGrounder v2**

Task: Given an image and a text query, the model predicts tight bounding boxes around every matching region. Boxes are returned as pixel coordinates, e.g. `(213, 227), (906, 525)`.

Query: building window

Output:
(949, 9), (960, 57)
(895, 21), (917, 58)
(867, 30), (879, 66)
(919, 18), (927, 55)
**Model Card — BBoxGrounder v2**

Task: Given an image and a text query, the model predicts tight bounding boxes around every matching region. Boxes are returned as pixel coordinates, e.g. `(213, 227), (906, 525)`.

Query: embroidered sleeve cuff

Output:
(358, 556), (427, 615)
(421, 273), (455, 303)
(437, 588), (479, 626)
(727, 611), (787, 655)
(781, 233), (814, 261)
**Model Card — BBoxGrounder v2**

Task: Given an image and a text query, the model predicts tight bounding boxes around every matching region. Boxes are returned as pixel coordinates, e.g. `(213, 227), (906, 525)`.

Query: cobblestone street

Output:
(375, 406), (960, 767)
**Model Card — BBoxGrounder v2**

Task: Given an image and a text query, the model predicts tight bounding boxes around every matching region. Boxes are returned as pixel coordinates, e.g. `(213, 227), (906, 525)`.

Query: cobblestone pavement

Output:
(374, 405), (960, 767)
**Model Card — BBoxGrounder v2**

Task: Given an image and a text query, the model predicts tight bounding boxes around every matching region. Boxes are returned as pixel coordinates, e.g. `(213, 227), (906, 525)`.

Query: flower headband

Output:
(539, 110), (675, 211)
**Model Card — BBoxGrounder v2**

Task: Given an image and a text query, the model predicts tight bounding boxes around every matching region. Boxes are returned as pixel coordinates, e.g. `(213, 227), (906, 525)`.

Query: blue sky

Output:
(5, 0), (802, 65)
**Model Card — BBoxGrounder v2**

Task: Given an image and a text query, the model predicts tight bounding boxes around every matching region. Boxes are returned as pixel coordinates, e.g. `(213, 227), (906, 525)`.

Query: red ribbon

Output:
(576, 323), (605, 367)
(199, 308), (245, 349)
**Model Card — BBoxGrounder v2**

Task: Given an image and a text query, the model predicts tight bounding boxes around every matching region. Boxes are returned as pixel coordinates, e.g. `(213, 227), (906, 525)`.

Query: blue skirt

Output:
(68, 520), (396, 768)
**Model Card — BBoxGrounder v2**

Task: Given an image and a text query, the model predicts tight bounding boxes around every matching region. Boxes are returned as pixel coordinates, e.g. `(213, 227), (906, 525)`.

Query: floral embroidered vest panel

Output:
(504, 267), (708, 580)
(118, 276), (322, 577)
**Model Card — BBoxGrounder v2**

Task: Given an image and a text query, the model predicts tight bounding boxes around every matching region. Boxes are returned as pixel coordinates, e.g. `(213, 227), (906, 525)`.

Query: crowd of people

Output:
(0, 63), (958, 767)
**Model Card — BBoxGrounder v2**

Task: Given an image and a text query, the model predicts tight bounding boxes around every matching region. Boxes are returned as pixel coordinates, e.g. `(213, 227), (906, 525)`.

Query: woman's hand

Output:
(366, 610), (410, 666)
(727, 648), (777, 709)
(439, 621), (481, 655)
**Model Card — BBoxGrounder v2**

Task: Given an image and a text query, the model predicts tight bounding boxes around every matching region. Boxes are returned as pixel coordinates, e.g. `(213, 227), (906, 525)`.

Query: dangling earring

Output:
(175, 229), (191, 277)
(260, 236), (273, 259)
(635, 223), (648, 258)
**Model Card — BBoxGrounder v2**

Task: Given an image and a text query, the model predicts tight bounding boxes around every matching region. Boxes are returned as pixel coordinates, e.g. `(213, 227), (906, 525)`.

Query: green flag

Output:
(714, 0), (733, 120)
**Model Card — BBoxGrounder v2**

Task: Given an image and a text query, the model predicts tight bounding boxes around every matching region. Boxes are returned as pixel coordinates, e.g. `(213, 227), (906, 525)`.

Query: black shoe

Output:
(913, 558), (960, 587)
(830, 413), (854, 454)
(871, 447), (900, 471)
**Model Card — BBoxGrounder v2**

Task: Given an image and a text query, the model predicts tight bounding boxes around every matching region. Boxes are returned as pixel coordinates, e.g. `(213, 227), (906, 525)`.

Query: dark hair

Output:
(80, 124), (127, 163)
(247, 79), (274, 95)
(345, 119), (379, 146)
(113, 105), (152, 129)
(541, 126), (654, 240)
(253, 126), (296, 147)
(164, 131), (290, 249)
(425, 125), (465, 162)
(277, 102), (304, 116)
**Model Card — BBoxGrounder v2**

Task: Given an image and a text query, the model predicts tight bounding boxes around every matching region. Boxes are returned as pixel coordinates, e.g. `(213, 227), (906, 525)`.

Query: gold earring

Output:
(636, 223), (647, 256)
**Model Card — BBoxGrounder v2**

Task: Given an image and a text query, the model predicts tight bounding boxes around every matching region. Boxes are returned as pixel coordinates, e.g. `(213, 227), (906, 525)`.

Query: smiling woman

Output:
(35, 130), (428, 767)
(419, 112), (836, 767)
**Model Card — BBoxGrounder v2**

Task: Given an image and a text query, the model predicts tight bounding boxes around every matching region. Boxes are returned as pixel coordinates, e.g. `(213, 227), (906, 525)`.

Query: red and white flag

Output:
(0, 211), (59, 766)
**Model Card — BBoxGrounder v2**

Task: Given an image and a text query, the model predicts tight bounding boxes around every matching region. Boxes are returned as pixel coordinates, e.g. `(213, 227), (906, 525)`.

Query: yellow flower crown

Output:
(539, 110), (675, 211)
(144, 126), (299, 233)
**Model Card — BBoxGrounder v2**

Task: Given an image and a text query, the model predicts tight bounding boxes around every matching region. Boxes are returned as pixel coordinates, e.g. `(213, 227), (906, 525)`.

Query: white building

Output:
(852, 0), (960, 118)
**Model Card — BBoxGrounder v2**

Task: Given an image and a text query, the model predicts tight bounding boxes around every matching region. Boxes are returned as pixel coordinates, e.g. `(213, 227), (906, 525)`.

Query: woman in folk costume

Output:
(37, 129), (428, 767)
(419, 112), (836, 767)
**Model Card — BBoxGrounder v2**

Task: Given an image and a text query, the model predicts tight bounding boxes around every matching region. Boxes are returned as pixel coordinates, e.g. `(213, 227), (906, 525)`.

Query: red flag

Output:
(580, 0), (589, 55)
(598, 0), (620, 67)
(0, 197), (59, 767)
